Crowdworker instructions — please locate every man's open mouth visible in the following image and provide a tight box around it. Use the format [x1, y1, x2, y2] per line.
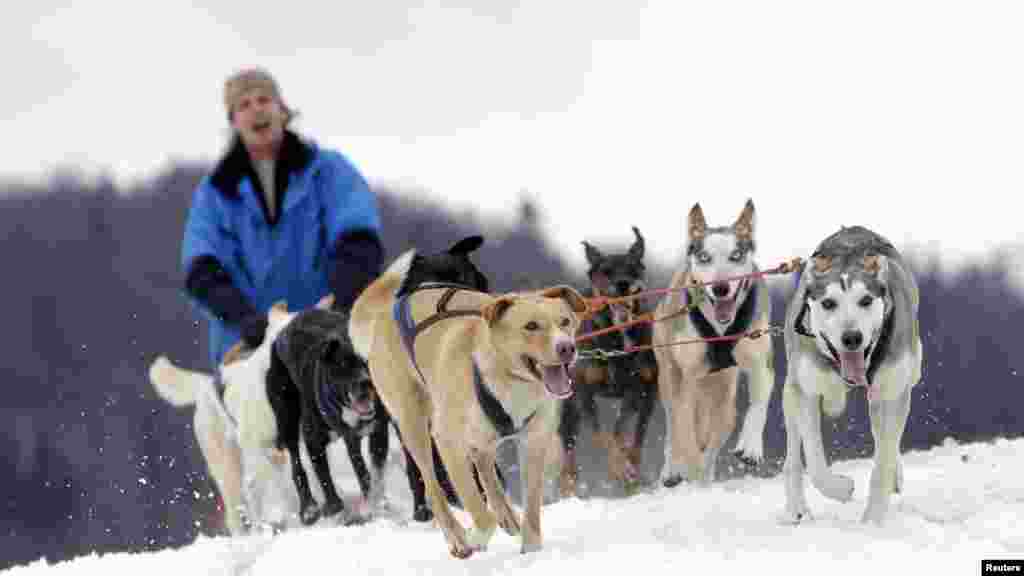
[522, 354, 574, 399]
[251, 120, 272, 133]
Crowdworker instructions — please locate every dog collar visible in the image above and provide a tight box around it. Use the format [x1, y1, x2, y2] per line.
[685, 278, 758, 374]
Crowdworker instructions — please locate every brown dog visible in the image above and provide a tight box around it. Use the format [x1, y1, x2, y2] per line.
[652, 200, 775, 487]
[349, 249, 587, 558]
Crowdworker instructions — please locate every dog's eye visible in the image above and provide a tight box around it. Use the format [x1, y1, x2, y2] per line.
[524, 320, 540, 331]
[729, 250, 744, 263]
[858, 295, 874, 308]
[559, 317, 571, 328]
[697, 251, 711, 264]
[820, 298, 837, 311]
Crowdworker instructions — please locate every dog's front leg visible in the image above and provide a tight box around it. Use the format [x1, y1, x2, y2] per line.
[733, 351, 773, 467]
[519, 426, 551, 554]
[657, 357, 685, 487]
[862, 385, 911, 525]
[796, 384, 854, 503]
[779, 378, 812, 524]
[303, 419, 348, 523]
[435, 437, 498, 552]
[473, 448, 519, 537]
[342, 432, 375, 520]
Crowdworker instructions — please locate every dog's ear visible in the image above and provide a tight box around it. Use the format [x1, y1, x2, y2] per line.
[862, 253, 889, 282]
[582, 241, 603, 268]
[315, 293, 335, 310]
[628, 226, 645, 261]
[449, 235, 484, 255]
[812, 254, 833, 276]
[688, 203, 707, 242]
[481, 296, 517, 326]
[733, 198, 755, 241]
[539, 285, 589, 316]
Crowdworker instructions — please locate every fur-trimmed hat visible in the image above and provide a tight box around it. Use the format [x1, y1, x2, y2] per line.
[223, 67, 290, 119]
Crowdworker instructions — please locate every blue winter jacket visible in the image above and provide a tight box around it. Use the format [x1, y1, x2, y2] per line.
[181, 131, 382, 367]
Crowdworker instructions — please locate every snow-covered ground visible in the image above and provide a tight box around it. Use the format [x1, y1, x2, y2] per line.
[5, 436, 1023, 576]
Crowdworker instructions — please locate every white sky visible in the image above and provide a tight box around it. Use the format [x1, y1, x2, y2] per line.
[4, 436, 1023, 574]
[4, 1, 1024, 275]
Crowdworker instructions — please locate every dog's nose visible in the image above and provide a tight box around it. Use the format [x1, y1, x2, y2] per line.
[841, 330, 864, 351]
[711, 282, 730, 299]
[556, 340, 576, 363]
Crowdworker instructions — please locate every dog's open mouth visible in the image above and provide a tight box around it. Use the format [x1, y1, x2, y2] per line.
[348, 394, 376, 419]
[822, 336, 880, 401]
[708, 294, 736, 324]
[522, 355, 574, 399]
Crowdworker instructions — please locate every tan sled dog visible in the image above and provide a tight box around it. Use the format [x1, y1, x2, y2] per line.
[653, 200, 775, 487]
[349, 250, 587, 558]
[149, 295, 333, 535]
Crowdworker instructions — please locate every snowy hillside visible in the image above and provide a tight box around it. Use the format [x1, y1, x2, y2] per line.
[6, 435, 1023, 575]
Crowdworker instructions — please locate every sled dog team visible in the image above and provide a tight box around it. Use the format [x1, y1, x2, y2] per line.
[150, 199, 922, 558]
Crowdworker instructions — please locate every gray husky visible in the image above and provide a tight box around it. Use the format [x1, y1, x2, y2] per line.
[653, 199, 775, 487]
[779, 225, 922, 526]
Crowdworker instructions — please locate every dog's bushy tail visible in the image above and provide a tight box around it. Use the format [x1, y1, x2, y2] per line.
[149, 355, 214, 408]
[350, 248, 416, 359]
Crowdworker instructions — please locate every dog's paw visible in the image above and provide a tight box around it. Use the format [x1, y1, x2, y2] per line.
[520, 539, 543, 555]
[300, 504, 321, 526]
[320, 498, 346, 520]
[412, 505, 434, 523]
[732, 448, 762, 469]
[662, 474, 684, 489]
[777, 507, 813, 526]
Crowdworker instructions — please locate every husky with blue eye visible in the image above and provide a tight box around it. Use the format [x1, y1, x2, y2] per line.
[652, 199, 775, 488]
[779, 225, 922, 526]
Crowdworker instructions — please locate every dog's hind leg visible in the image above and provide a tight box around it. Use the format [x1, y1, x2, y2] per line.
[733, 353, 773, 466]
[779, 378, 812, 525]
[195, 396, 247, 535]
[366, 408, 390, 507]
[862, 385, 911, 525]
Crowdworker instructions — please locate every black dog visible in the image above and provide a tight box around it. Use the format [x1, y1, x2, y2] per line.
[392, 235, 507, 522]
[559, 227, 658, 494]
[266, 306, 385, 526]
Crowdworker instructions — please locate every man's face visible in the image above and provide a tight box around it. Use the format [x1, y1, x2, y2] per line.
[230, 87, 286, 158]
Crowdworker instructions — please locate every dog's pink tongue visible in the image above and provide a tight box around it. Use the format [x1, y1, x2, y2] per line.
[353, 398, 373, 415]
[543, 364, 574, 399]
[713, 299, 735, 324]
[839, 351, 868, 388]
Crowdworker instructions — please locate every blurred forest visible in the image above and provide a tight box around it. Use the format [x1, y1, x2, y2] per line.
[1, 164, 1021, 570]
